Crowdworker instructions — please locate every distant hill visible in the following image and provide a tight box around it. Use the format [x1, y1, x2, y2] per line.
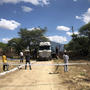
[50, 41, 64, 52]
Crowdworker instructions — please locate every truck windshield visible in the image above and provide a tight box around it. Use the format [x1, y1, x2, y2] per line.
[39, 46, 50, 50]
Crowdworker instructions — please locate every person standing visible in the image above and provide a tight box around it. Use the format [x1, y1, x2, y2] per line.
[33, 48, 37, 59]
[20, 51, 24, 63]
[56, 46, 59, 59]
[25, 52, 32, 70]
[2, 53, 9, 71]
[63, 52, 69, 72]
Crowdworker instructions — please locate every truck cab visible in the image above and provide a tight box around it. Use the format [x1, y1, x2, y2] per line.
[38, 42, 52, 60]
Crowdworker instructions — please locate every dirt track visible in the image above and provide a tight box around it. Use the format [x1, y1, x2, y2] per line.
[0, 61, 67, 90]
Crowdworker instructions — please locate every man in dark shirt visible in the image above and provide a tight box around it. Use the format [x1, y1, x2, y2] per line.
[25, 52, 32, 70]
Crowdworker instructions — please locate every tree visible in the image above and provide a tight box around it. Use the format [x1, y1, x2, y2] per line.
[65, 23, 90, 58]
[0, 42, 7, 53]
[65, 36, 89, 56]
[18, 27, 49, 50]
[79, 23, 90, 54]
[8, 38, 24, 54]
[79, 22, 90, 38]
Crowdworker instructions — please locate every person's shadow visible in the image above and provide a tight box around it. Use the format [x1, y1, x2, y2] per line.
[48, 65, 59, 74]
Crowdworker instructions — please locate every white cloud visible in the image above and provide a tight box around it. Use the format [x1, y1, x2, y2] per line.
[73, 0, 77, 2]
[66, 31, 79, 36]
[83, 8, 90, 23]
[48, 35, 67, 43]
[28, 27, 35, 30]
[66, 32, 72, 36]
[0, 18, 21, 30]
[0, 0, 50, 6]
[22, 0, 40, 5]
[22, 6, 33, 12]
[2, 38, 11, 43]
[28, 27, 41, 31]
[0, 0, 19, 4]
[56, 26, 70, 31]
[76, 8, 90, 23]
[40, 0, 50, 5]
[76, 16, 82, 19]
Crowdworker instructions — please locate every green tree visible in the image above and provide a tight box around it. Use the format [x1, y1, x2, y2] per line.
[0, 42, 7, 53]
[65, 23, 90, 58]
[18, 27, 49, 50]
[79, 22, 90, 38]
[8, 38, 24, 54]
[65, 36, 89, 56]
[79, 22, 90, 54]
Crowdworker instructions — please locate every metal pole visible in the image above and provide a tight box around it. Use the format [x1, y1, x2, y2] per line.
[72, 26, 74, 35]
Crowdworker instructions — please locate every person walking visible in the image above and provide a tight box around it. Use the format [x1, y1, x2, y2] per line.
[63, 52, 69, 72]
[25, 52, 32, 70]
[20, 51, 24, 63]
[2, 53, 9, 71]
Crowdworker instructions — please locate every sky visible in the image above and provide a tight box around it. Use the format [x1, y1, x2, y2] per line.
[0, 0, 90, 44]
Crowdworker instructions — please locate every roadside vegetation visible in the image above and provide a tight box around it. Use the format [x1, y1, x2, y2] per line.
[65, 23, 90, 59]
[0, 27, 49, 57]
[53, 23, 90, 89]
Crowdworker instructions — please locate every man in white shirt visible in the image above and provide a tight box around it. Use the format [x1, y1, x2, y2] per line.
[20, 51, 24, 63]
[63, 52, 69, 72]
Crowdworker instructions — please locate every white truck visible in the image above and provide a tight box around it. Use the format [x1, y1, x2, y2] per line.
[38, 42, 52, 60]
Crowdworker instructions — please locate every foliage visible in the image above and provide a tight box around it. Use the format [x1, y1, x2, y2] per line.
[18, 28, 49, 50]
[79, 22, 90, 55]
[79, 22, 90, 38]
[7, 27, 49, 55]
[0, 42, 7, 49]
[65, 23, 90, 58]
[0, 42, 7, 52]
[8, 38, 24, 54]
[65, 36, 89, 56]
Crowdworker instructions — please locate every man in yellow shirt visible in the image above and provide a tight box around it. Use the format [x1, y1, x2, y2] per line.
[2, 53, 9, 71]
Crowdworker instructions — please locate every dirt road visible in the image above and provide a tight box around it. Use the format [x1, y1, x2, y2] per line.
[0, 61, 67, 90]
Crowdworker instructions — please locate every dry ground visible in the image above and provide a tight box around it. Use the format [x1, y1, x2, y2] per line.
[0, 59, 90, 90]
[0, 61, 67, 90]
[54, 59, 90, 90]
